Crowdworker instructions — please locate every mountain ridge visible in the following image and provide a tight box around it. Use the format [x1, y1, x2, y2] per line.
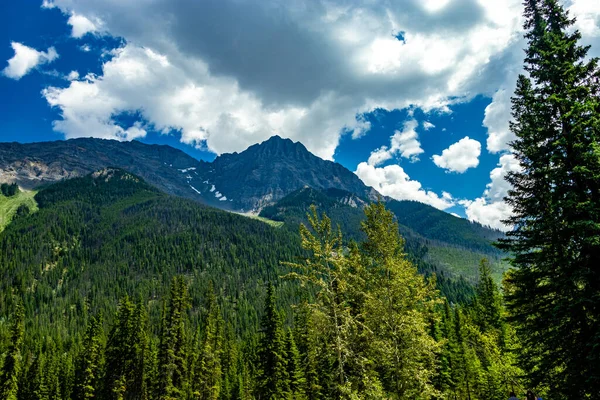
[0, 136, 381, 212]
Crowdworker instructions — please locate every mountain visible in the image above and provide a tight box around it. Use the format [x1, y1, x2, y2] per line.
[0, 136, 379, 212]
[0, 169, 477, 343]
[0, 168, 304, 337]
[0, 138, 208, 203]
[202, 136, 380, 211]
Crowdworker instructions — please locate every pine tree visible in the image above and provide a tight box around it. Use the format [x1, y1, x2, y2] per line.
[360, 202, 440, 398]
[73, 315, 104, 400]
[256, 283, 288, 400]
[220, 322, 238, 400]
[283, 206, 353, 396]
[293, 304, 321, 400]
[157, 276, 190, 400]
[285, 329, 306, 400]
[499, 0, 600, 396]
[0, 302, 24, 400]
[192, 286, 223, 400]
[102, 297, 150, 400]
[475, 259, 503, 334]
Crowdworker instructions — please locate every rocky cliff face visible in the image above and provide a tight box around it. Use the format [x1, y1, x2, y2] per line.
[202, 136, 380, 211]
[0, 138, 208, 203]
[0, 136, 380, 212]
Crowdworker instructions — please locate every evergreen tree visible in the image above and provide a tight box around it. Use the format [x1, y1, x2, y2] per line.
[499, 0, 600, 396]
[475, 259, 503, 334]
[293, 304, 321, 400]
[192, 286, 223, 400]
[157, 277, 190, 400]
[285, 329, 306, 400]
[283, 207, 355, 396]
[0, 302, 24, 400]
[256, 283, 288, 400]
[73, 316, 104, 400]
[103, 297, 149, 400]
[360, 202, 439, 398]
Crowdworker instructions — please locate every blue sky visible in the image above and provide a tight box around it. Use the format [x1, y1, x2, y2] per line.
[1, 0, 599, 229]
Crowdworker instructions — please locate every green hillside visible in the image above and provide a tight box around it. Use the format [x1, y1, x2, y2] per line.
[0, 188, 38, 232]
[260, 187, 505, 282]
[0, 168, 305, 342]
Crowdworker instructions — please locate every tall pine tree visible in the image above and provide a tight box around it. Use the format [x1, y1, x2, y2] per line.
[256, 283, 288, 400]
[0, 301, 24, 400]
[73, 315, 104, 400]
[157, 276, 190, 400]
[500, 0, 600, 396]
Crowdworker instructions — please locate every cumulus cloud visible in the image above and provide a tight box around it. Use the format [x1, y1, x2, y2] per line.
[367, 119, 424, 165]
[432, 136, 481, 173]
[423, 121, 435, 130]
[66, 70, 79, 81]
[39, 0, 528, 159]
[2, 42, 58, 80]
[460, 153, 521, 230]
[483, 88, 516, 153]
[355, 162, 454, 210]
[570, 0, 600, 36]
[68, 13, 102, 38]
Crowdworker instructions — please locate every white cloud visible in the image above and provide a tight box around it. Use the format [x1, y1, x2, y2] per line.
[42, 45, 368, 159]
[68, 13, 102, 38]
[367, 119, 424, 166]
[2, 42, 59, 80]
[460, 153, 521, 230]
[570, 0, 600, 36]
[40, 0, 528, 159]
[460, 197, 513, 231]
[355, 162, 454, 210]
[483, 87, 518, 153]
[41, 0, 56, 9]
[423, 121, 435, 130]
[67, 70, 79, 81]
[432, 136, 481, 173]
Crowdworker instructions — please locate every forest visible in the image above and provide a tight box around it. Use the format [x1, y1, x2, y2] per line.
[2, 0, 600, 399]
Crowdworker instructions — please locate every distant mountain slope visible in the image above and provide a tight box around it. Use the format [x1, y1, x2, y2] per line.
[0, 168, 304, 338]
[0, 169, 477, 343]
[260, 187, 507, 280]
[0, 189, 37, 232]
[0, 136, 503, 271]
[385, 200, 505, 254]
[0, 138, 209, 203]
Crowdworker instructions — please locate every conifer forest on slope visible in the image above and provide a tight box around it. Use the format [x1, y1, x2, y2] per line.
[2, 0, 600, 399]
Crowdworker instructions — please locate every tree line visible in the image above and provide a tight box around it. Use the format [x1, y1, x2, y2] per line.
[0, 203, 522, 400]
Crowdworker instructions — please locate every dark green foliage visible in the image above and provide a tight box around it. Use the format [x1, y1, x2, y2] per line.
[260, 187, 481, 304]
[0, 168, 303, 343]
[475, 259, 503, 333]
[73, 315, 104, 400]
[0, 169, 526, 400]
[192, 285, 223, 400]
[0, 183, 19, 197]
[499, 0, 600, 397]
[14, 204, 30, 218]
[157, 277, 189, 400]
[0, 302, 24, 400]
[103, 297, 148, 400]
[256, 283, 289, 399]
[285, 329, 306, 400]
